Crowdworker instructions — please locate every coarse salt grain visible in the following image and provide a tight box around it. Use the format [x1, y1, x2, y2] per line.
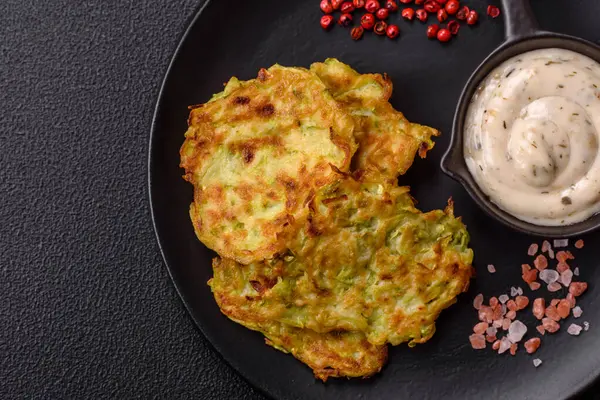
[510, 287, 518, 297]
[567, 323, 583, 336]
[469, 333, 486, 349]
[493, 319, 503, 328]
[528, 243, 538, 256]
[473, 294, 484, 310]
[486, 326, 498, 337]
[574, 267, 580, 276]
[554, 239, 568, 248]
[575, 239, 584, 249]
[548, 282, 562, 292]
[498, 337, 511, 354]
[584, 321, 590, 331]
[516, 287, 523, 296]
[530, 282, 541, 291]
[499, 294, 509, 304]
[542, 240, 551, 252]
[524, 337, 541, 354]
[561, 269, 573, 287]
[487, 264, 496, 273]
[507, 320, 527, 343]
[573, 306, 583, 318]
[548, 248, 555, 260]
[540, 269, 559, 285]
[536, 325, 546, 335]
[533, 358, 542, 367]
[534, 254, 548, 271]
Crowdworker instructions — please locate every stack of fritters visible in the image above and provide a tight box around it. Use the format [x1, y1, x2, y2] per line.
[180, 59, 474, 381]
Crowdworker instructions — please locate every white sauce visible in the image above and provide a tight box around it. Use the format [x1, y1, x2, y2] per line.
[464, 49, 600, 226]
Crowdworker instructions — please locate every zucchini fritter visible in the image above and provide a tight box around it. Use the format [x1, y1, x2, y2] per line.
[209, 176, 474, 378]
[181, 60, 473, 381]
[310, 59, 439, 181]
[181, 65, 357, 264]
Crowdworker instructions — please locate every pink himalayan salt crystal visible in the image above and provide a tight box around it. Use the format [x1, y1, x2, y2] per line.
[528, 243, 538, 256]
[473, 294, 484, 310]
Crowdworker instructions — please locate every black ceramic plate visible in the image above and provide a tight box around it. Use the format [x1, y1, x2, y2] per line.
[149, 1, 600, 399]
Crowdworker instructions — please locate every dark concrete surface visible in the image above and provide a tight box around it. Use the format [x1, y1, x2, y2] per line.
[0, 1, 596, 399]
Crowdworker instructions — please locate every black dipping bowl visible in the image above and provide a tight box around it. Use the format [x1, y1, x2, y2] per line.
[441, 0, 600, 237]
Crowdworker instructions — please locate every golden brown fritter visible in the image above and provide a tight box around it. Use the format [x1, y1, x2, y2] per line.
[182, 60, 473, 381]
[209, 175, 474, 378]
[310, 59, 439, 181]
[180, 65, 356, 264]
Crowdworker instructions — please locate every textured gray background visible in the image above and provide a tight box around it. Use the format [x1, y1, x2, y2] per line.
[0, 1, 596, 399]
[1, 0, 263, 398]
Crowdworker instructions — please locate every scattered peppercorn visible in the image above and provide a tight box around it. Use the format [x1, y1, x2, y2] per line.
[401, 8, 415, 20]
[437, 27, 451, 42]
[426, 23, 439, 38]
[385, 0, 399, 11]
[466, 10, 478, 25]
[320, 0, 334, 14]
[320, 14, 335, 29]
[437, 9, 448, 22]
[445, 0, 459, 15]
[331, 0, 344, 9]
[318, 0, 496, 42]
[415, 8, 428, 22]
[361, 13, 376, 29]
[338, 12, 353, 26]
[341, 1, 356, 13]
[351, 26, 365, 40]
[424, 0, 441, 13]
[374, 20, 388, 35]
[365, 0, 380, 13]
[487, 5, 500, 18]
[447, 20, 460, 35]
[386, 24, 400, 38]
[456, 5, 469, 20]
[376, 7, 390, 19]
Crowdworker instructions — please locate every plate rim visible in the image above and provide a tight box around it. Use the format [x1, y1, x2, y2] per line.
[146, 1, 600, 398]
[146, 0, 275, 398]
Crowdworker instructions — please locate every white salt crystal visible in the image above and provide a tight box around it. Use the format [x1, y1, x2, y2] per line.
[511, 287, 518, 297]
[501, 304, 507, 316]
[487, 264, 496, 273]
[516, 287, 524, 296]
[486, 326, 498, 337]
[499, 294, 509, 304]
[498, 337, 512, 354]
[507, 320, 528, 343]
[539, 269, 559, 285]
[493, 319, 503, 328]
[584, 321, 590, 331]
[548, 248, 555, 259]
[533, 358, 542, 367]
[573, 306, 583, 318]
[560, 269, 573, 287]
[554, 239, 568, 248]
[574, 267, 580, 276]
[568, 323, 583, 336]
